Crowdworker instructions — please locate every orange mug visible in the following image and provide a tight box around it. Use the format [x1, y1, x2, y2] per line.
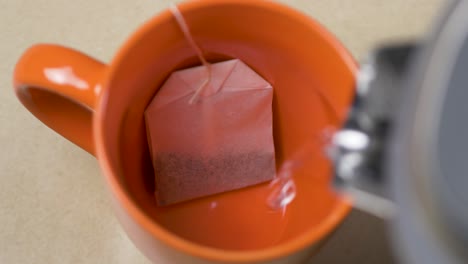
[13, 1, 356, 263]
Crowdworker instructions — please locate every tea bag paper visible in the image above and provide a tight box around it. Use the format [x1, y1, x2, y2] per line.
[144, 6, 276, 206]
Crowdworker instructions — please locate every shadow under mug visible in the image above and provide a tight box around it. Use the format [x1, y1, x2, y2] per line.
[13, 0, 357, 263]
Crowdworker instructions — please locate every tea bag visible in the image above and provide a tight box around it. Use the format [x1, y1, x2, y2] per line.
[144, 5, 276, 206]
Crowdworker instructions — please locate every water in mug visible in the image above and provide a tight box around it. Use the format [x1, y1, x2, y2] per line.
[148, 125, 338, 251]
[141, 4, 343, 251]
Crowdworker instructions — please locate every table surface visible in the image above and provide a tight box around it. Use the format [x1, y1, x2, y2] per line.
[0, 0, 445, 263]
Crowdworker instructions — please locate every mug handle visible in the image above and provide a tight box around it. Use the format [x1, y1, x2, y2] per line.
[13, 44, 106, 155]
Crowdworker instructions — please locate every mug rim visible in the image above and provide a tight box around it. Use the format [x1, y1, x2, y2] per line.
[95, 0, 356, 262]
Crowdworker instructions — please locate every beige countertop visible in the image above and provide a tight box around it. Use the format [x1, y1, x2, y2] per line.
[0, 0, 445, 263]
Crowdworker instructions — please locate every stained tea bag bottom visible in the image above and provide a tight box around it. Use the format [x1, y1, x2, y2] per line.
[154, 152, 275, 206]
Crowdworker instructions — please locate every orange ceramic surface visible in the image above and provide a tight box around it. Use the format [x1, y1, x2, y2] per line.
[14, 44, 105, 154]
[13, 1, 357, 263]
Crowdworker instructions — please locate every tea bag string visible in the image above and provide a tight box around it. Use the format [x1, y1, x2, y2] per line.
[170, 4, 211, 104]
